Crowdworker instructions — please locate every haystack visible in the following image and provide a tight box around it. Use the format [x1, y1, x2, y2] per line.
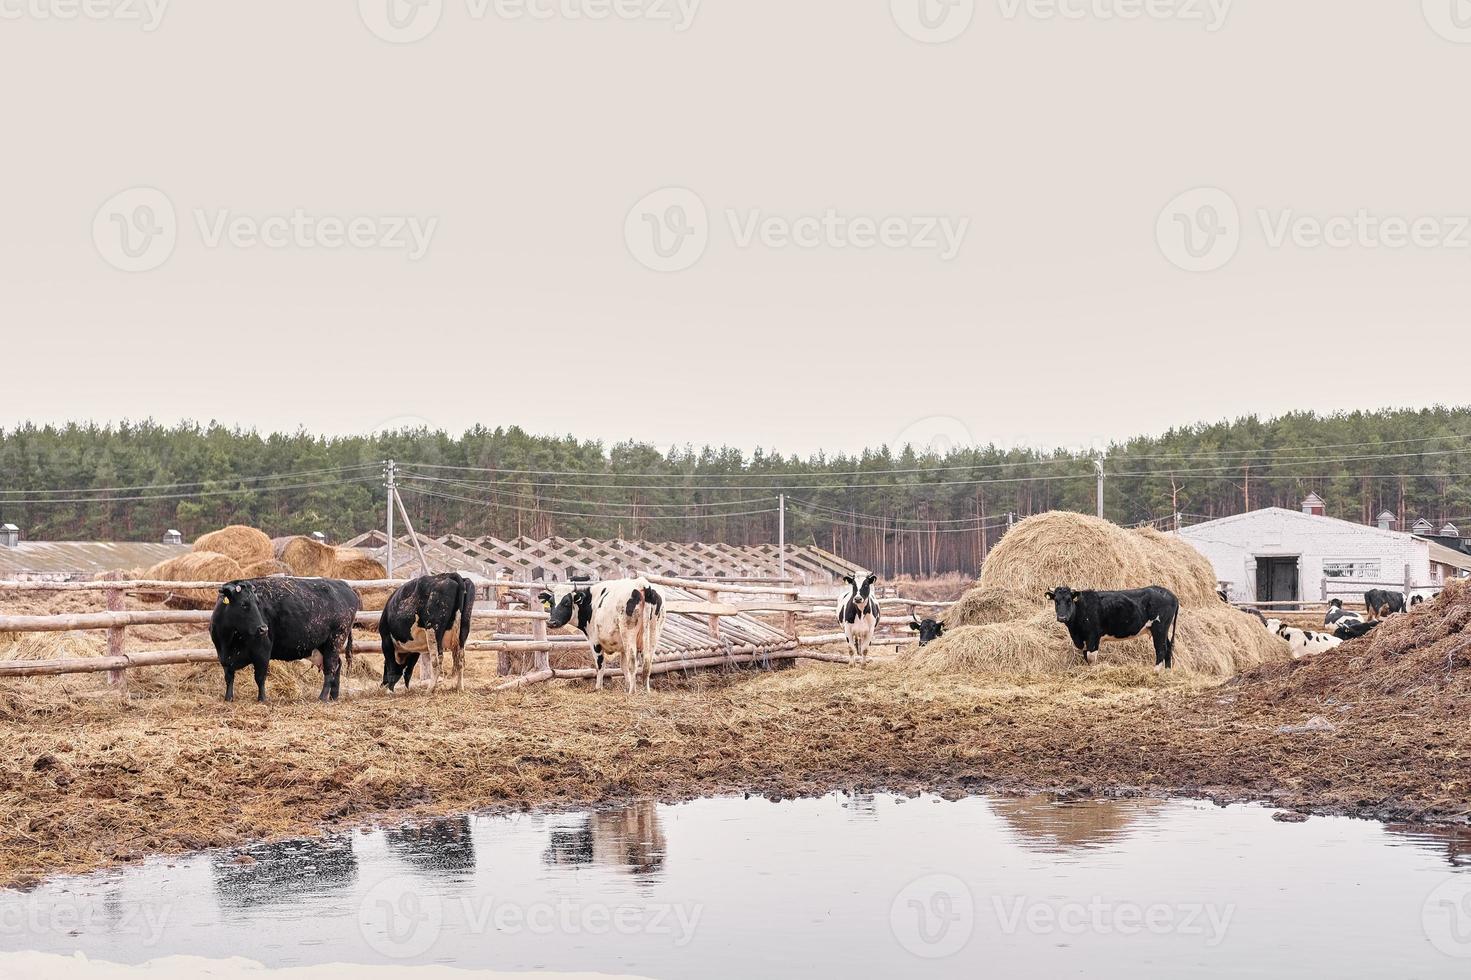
[192, 525, 273, 566]
[242, 558, 292, 578]
[905, 604, 1287, 679]
[331, 548, 387, 581]
[278, 536, 337, 577]
[980, 512, 1152, 599]
[144, 551, 244, 609]
[944, 587, 1043, 628]
[1130, 526, 1221, 606]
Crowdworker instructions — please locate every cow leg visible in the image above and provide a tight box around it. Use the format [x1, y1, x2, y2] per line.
[594, 645, 605, 692]
[317, 645, 338, 702]
[336, 630, 352, 699]
[1084, 636, 1100, 666]
[222, 664, 236, 702]
[253, 656, 270, 703]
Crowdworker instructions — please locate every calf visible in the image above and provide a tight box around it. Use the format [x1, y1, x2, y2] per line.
[908, 613, 945, 646]
[540, 578, 666, 693]
[1324, 599, 1364, 629]
[380, 572, 476, 693]
[1334, 618, 1381, 641]
[210, 577, 361, 702]
[1364, 589, 1406, 620]
[836, 573, 881, 666]
[1276, 624, 1342, 658]
[1046, 586, 1179, 670]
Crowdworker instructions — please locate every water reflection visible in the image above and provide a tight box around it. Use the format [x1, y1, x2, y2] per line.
[211, 835, 358, 908]
[1387, 823, 1471, 868]
[385, 816, 476, 875]
[990, 795, 1163, 854]
[543, 801, 667, 879]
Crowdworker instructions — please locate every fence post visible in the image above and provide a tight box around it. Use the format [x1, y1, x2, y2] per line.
[1320, 577, 1327, 602]
[532, 618, 549, 673]
[1405, 564, 1414, 598]
[705, 589, 721, 639]
[105, 588, 127, 692]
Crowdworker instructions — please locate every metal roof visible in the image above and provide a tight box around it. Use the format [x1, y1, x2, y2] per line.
[0, 541, 189, 580]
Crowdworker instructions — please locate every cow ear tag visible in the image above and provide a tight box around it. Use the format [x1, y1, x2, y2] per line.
[222, 597, 230, 605]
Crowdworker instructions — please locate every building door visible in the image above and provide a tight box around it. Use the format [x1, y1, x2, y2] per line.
[1256, 557, 1300, 605]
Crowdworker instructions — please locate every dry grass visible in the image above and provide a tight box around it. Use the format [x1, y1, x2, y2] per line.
[944, 587, 1042, 628]
[192, 525, 273, 566]
[981, 511, 1152, 598]
[242, 558, 292, 578]
[143, 552, 244, 608]
[1130, 526, 1222, 606]
[277, 536, 337, 576]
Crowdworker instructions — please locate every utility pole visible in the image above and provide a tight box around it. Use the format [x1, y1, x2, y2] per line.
[384, 459, 396, 577]
[1006, 511, 1016, 534]
[778, 493, 786, 579]
[1095, 459, 1105, 519]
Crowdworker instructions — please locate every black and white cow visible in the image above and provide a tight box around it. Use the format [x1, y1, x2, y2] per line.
[908, 613, 945, 646]
[1045, 585, 1180, 670]
[1364, 589, 1406, 620]
[539, 578, 666, 694]
[209, 577, 361, 702]
[1324, 598, 1364, 629]
[836, 573, 880, 666]
[1334, 618, 1381, 641]
[379, 572, 476, 693]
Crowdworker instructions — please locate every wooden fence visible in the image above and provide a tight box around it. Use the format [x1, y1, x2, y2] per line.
[0, 575, 935, 694]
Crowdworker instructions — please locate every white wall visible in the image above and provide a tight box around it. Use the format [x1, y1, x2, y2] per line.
[1178, 508, 1430, 603]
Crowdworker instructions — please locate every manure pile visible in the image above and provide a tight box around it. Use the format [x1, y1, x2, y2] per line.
[905, 511, 1288, 679]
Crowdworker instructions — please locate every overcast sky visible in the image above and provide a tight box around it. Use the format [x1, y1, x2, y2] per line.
[2, 1, 1468, 458]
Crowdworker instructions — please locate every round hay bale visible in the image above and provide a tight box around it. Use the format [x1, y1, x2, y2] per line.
[331, 548, 388, 581]
[144, 552, 244, 609]
[192, 525, 273, 566]
[242, 558, 292, 578]
[944, 587, 1043, 628]
[980, 512, 1152, 599]
[903, 605, 1288, 679]
[278, 536, 337, 577]
[1130, 527, 1221, 607]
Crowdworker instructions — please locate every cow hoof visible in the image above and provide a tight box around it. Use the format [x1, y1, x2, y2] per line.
[1084, 652, 1098, 666]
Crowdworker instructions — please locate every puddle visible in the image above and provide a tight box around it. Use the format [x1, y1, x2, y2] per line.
[4, 794, 1471, 977]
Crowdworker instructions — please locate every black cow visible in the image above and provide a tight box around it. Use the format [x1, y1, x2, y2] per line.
[210, 577, 361, 702]
[380, 573, 476, 693]
[1365, 589, 1406, 620]
[1046, 585, 1180, 670]
[908, 614, 945, 646]
[1334, 618, 1381, 641]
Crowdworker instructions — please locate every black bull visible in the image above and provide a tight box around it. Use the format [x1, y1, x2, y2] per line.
[380, 573, 476, 691]
[209, 577, 362, 702]
[1046, 585, 1180, 669]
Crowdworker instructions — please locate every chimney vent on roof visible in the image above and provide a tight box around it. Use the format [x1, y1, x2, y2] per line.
[162, 529, 183, 545]
[1442, 523, 1462, 539]
[1377, 511, 1397, 532]
[311, 531, 327, 544]
[1301, 493, 1326, 516]
[0, 524, 18, 548]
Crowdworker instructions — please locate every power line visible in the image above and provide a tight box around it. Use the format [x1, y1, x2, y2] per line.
[0, 463, 383, 496]
[398, 483, 781, 522]
[0, 475, 382, 505]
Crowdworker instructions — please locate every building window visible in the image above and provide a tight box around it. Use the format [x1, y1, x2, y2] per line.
[1323, 560, 1382, 579]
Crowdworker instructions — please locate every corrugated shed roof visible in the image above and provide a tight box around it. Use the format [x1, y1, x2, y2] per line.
[0, 541, 189, 579]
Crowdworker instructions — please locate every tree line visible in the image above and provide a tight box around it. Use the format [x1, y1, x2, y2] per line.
[1, 407, 1468, 577]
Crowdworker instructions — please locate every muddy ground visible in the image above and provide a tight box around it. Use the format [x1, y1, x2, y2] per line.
[3, 631, 1469, 891]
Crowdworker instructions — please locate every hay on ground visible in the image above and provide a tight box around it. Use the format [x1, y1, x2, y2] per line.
[144, 552, 244, 608]
[278, 536, 337, 577]
[1130, 526, 1222, 606]
[192, 525, 273, 566]
[944, 587, 1043, 628]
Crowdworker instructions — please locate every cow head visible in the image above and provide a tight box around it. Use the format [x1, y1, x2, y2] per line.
[908, 613, 945, 646]
[1328, 598, 1343, 610]
[843, 573, 878, 607]
[215, 581, 269, 637]
[1045, 587, 1080, 624]
[539, 586, 591, 631]
[1411, 595, 1425, 608]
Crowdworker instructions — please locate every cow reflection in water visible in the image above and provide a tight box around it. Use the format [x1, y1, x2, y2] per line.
[1387, 824, 1471, 869]
[385, 816, 476, 875]
[543, 801, 666, 879]
[211, 835, 358, 908]
[990, 795, 1163, 854]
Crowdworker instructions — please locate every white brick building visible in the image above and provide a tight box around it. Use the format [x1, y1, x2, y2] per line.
[1179, 505, 1471, 604]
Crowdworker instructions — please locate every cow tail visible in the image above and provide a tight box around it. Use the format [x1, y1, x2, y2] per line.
[455, 573, 475, 652]
[1169, 602, 1179, 659]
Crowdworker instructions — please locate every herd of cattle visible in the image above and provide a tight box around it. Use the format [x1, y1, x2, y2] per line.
[206, 569, 1434, 701]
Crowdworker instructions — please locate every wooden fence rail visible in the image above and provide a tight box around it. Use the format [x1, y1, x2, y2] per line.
[0, 575, 914, 692]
